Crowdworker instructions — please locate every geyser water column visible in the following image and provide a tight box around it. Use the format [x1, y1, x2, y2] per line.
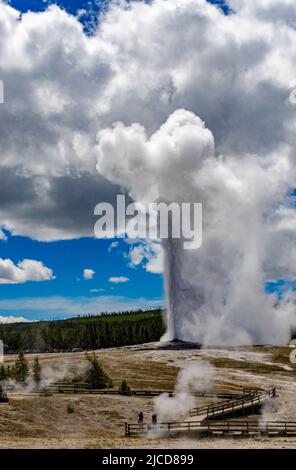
[162, 199, 200, 342]
[164, 236, 185, 340]
[163, 235, 205, 342]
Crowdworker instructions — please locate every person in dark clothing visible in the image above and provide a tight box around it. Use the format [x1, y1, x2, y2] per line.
[152, 413, 157, 424]
[138, 411, 144, 424]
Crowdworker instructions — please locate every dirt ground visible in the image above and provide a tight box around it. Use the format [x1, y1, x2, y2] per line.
[0, 343, 295, 448]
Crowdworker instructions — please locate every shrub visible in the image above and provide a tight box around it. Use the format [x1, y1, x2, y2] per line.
[0, 384, 8, 403]
[67, 403, 75, 414]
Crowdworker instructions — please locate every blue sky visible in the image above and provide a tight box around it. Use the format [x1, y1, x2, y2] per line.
[0, 231, 163, 320]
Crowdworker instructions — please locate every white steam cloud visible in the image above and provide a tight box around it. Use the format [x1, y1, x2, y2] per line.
[153, 361, 214, 423]
[3, 358, 91, 393]
[97, 109, 296, 345]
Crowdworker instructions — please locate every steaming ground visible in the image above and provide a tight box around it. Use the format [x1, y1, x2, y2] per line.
[0, 344, 295, 448]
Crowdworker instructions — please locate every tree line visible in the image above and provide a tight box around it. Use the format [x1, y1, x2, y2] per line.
[0, 309, 165, 352]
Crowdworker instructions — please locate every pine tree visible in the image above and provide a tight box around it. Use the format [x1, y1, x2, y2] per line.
[33, 356, 42, 385]
[118, 379, 131, 396]
[85, 352, 112, 389]
[0, 364, 6, 380]
[14, 351, 29, 382]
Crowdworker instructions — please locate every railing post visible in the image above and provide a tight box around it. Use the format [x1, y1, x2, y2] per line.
[125, 422, 130, 437]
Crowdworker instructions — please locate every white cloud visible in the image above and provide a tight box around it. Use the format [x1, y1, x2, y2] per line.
[0, 258, 55, 284]
[129, 241, 164, 274]
[83, 268, 95, 280]
[0, 228, 7, 241]
[0, 295, 162, 316]
[108, 276, 130, 284]
[0, 315, 34, 324]
[90, 288, 105, 293]
[108, 241, 119, 251]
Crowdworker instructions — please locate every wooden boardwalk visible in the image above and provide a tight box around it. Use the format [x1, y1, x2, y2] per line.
[188, 388, 276, 421]
[124, 387, 286, 437]
[125, 419, 296, 437]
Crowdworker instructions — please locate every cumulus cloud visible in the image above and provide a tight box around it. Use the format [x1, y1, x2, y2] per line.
[0, 0, 295, 241]
[83, 268, 95, 280]
[108, 276, 129, 283]
[0, 258, 55, 284]
[129, 240, 164, 274]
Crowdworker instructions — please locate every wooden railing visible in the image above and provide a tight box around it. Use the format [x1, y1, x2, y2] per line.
[202, 420, 296, 435]
[124, 419, 296, 437]
[189, 388, 276, 419]
[48, 383, 244, 398]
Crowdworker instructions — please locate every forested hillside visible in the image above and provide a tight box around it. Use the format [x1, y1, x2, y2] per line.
[0, 309, 165, 352]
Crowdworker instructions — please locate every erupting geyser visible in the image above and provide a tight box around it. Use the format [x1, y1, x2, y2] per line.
[1, 0, 296, 344]
[97, 109, 296, 346]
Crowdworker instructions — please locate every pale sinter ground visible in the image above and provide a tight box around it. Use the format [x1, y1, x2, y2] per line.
[0, 343, 295, 448]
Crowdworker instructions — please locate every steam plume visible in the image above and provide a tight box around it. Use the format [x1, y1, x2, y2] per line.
[153, 361, 214, 423]
[97, 108, 296, 345]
